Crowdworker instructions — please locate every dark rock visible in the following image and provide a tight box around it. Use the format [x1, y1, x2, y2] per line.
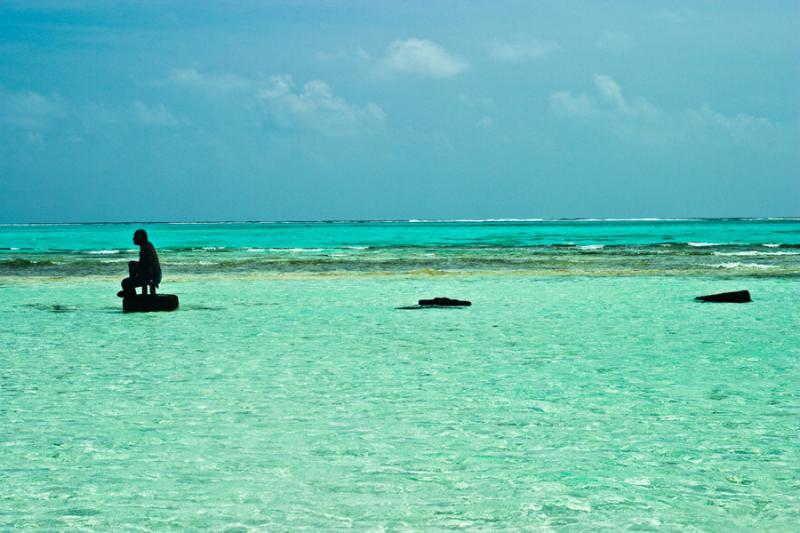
[123, 294, 179, 313]
[418, 297, 471, 307]
[695, 290, 751, 303]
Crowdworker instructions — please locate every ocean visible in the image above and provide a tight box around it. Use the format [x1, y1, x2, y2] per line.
[1, 219, 799, 530]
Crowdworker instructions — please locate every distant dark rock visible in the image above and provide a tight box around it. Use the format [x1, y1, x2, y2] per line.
[695, 290, 751, 303]
[123, 294, 179, 313]
[397, 297, 472, 310]
[418, 297, 471, 307]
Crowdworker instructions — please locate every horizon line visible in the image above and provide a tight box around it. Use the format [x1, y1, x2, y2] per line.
[2, 216, 800, 226]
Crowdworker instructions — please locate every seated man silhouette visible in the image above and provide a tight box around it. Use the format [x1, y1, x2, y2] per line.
[118, 229, 162, 298]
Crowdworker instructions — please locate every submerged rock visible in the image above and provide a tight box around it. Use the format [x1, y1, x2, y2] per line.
[123, 294, 180, 312]
[695, 290, 751, 303]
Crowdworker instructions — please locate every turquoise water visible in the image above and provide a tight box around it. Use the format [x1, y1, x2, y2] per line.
[2, 219, 800, 278]
[1, 220, 799, 530]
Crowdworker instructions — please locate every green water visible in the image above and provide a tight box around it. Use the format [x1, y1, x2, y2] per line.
[1, 220, 799, 530]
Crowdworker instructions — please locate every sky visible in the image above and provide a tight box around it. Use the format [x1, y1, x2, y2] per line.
[1, 0, 798, 222]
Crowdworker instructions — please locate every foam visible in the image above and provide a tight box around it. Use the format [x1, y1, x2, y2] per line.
[713, 251, 799, 256]
[713, 262, 774, 269]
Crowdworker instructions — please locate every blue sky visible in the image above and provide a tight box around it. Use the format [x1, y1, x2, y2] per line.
[1, 1, 798, 222]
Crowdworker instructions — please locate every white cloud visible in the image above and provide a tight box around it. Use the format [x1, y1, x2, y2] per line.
[550, 91, 594, 117]
[0, 89, 65, 130]
[377, 38, 469, 79]
[686, 104, 775, 144]
[257, 75, 386, 135]
[551, 75, 775, 145]
[489, 36, 559, 62]
[596, 30, 634, 52]
[550, 74, 658, 120]
[131, 101, 179, 126]
[690, 104, 770, 130]
[165, 68, 249, 92]
[550, 75, 667, 143]
[160, 68, 385, 135]
[1, 90, 178, 137]
[593, 74, 627, 110]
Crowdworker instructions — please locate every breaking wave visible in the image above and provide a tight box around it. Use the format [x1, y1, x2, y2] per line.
[2, 243, 798, 278]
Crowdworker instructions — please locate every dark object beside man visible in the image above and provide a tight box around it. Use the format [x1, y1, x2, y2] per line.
[123, 293, 179, 313]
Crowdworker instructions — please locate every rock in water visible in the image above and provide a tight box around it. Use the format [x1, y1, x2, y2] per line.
[123, 294, 179, 312]
[418, 297, 471, 307]
[695, 290, 751, 303]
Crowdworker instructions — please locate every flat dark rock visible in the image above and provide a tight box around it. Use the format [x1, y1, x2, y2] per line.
[397, 297, 472, 309]
[123, 294, 179, 313]
[695, 290, 751, 303]
[418, 297, 471, 307]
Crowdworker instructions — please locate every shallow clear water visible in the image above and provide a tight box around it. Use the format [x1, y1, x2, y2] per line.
[1, 221, 799, 530]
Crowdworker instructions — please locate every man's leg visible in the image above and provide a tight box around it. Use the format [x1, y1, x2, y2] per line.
[120, 278, 137, 297]
[119, 261, 141, 297]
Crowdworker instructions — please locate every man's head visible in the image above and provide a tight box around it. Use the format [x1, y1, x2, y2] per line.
[133, 229, 148, 245]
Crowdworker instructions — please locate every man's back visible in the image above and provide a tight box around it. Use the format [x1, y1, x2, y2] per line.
[139, 241, 162, 284]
